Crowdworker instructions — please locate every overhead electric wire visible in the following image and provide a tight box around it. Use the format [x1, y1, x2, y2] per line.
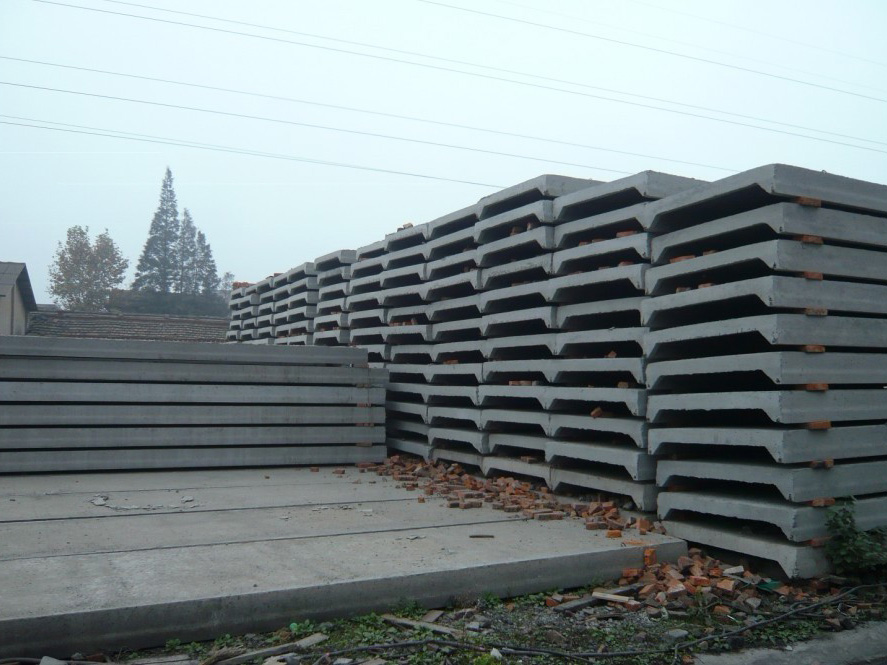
[0, 117, 505, 188]
[0, 81, 640, 174]
[416, 0, 887, 105]
[627, 0, 887, 70]
[0, 55, 738, 173]
[29, 0, 887, 152]
[491, 0, 887, 94]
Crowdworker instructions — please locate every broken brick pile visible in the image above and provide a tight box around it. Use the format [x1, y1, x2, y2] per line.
[367, 455, 668, 540]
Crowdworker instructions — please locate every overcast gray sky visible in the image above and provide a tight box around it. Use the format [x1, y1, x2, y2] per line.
[2, 0, 886, 302]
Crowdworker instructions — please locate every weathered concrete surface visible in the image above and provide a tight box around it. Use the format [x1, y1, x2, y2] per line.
[0, 467, 684, 657]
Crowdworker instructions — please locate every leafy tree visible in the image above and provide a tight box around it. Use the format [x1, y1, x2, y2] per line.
[176, 208, 199, 294]
[194, 230, 220, 295]
[48, 226, 128, 310]
[133, 167, 180, 292]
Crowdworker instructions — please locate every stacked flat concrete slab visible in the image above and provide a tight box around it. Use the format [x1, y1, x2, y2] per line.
[0, 336, 386, 472]
[313, 249, 358, 348]
[643, 164, 887, 577]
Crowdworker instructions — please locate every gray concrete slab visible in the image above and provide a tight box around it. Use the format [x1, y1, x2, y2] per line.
[480, 279, 549, 313]
[431, 445, 484, 468]
[431, 340, 485, 362]
[660, 518, 826, 578]
[478, 174, 595, 219]
[0, 404, 385, 427]
[386, 400, 428, 421]
[356, 238, 386, 261]
[482, 408, 549, 434]
[276, 289, 319, 310]
[424, 225, 474, 261]
[553, 171, 703, 222]
[349, 325, 388, 345]
[429, 426, 489, 453]
[551, 234, 650, 276]
[484, 455, 550, 482]
[481, 306, 557, 336]
[547, 265, 646, 303]
[646, 164, 887, 234]
[424, 362, 483, 383]
[316, 295, 348, 314]
[644, 314, 887, 361]
[424, 203, 478, 241]
[348, 307, 387, 328]
[0, 357, 384, 385]
[345, 290, 384, 310]
[556, 298, 645, 330]
[427, 406, 482, 427]
[385, 223, 427, 252]
[474, 200, 554, 244]
[0, 445, 387, 473]
[382, 323, 432, 343]
[387, 436, 432, 458]
[387, 382, 479, 405]
[546, 441, 656, 480]
[429, 318, 483, 342]
[275, 320, 313, 336]
[312, 328, 351, 345]
[312, 311, 349, 329]
[385, 363, 427, 380]
[488, 432, 549, 453]
[387, 419, 429, 438]
[646, 239, 887, 296]
[0, 335, 365, 365]
[318, 281, 350, 301]
[658, 490, 887, 541]
[0, 425, 385, 451]
[550, 468, 658, 511]
[379, 263, 428, 288]
[0, 466, 684, 656]
[382, 244, 427, 271]
[479, 254, 553, 290]
[380, 283, 428, 307]
[646, 351, 887, 390]
[316, 265, 352, 288]
[275, 334, 312, 346]
[554, 204, 647, 248]
[641, 276, 887, 328]
[387, 344, 432, 362]
[314, 249, 357, 271]
[548, 413, 647, 447]
[477, 385, 645, 415]
[422, 270, 482, 301]
[483, 332, 557, 359]
[647, 423, 887, 464]
[657, 458, 887, 502]
[476, 226, 554, 268]
[555, 328, 646, 356]
[482, 358, 645, 384]
[647, 389, 887, 424]
[386, 304, 428, 325]
[426, 293, 482, 322]
[425, 250, 477, 280]
[652, 202, 887, 263]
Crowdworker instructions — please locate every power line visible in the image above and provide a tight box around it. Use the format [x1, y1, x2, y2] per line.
[0, 116, 505, 187]
[0, 80, 639, 174]
[416, 0, 887, 105]
[490, 0, 887, 94]
[0, 55, 738, 173]
[30, 0, 887, 151]
[626, 0, 887, 70]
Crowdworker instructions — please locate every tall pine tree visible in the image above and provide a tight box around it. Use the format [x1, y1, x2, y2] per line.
[176, 208, 199, 294]
[194, 230, 220, 295]
[133, 167, 180, 292]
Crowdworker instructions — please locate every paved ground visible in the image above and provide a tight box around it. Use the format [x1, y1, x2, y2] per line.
[0, 466, 684, 658]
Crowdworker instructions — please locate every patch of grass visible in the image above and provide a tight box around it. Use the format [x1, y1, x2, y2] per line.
[288, 619, 317, 637]
[392, 599, 427, 620]
[826, 500, 887, 576]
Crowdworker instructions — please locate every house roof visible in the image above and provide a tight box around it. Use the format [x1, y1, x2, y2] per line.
[27, 311, 229, 343]
[0, 262, 38, 311]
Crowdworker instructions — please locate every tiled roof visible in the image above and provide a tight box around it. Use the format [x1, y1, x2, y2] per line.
[27, 311, 229, 343]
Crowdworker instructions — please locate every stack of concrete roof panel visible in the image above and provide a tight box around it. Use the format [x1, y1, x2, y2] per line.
[0, 336, 386, 472]
[438, 173, 702, 511]
[643, 164, 887, 576]
[312, 250, 357, 348]
[270, 262, 318, 346]
[226, 282, 259, 343]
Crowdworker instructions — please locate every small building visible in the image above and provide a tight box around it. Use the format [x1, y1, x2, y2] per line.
[0, 262, 38, 335]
